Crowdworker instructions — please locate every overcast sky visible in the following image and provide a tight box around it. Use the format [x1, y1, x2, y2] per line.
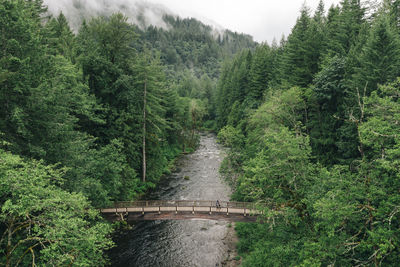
[143, 0, 342, 43]
[44, 0, 343, 43]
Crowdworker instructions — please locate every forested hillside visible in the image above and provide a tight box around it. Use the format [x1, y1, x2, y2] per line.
[3, 0, 400, 265]
[135, 14, 256, 126]
[216, 0, 400, 265]
[0, 0, 255, 265]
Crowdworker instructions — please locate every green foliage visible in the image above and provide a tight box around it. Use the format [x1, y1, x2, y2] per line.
[282, 6, 315, 87]
[216, 46, 279, 130]
[326, 0, 366, 56]
[245, 87, 308, 160]
[354, 14, 400, 95]
[217, 125, 244, 148]
[216, 2, 400, 264]
[238, 126, 311, 204]
[0, 148, 113, 266]
[43, 12, 76, 62]
[139, 15, 256, 80]
[0, 0, 257, 265]
[1, 1, 258, 264]
[4, 0, 400, 265]
[308, 56, 359, 164]
[0, 0, 48, 150]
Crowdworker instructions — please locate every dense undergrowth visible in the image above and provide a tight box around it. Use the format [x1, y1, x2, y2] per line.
[217, 1, 400, 265]
[0, 0, 254, 265]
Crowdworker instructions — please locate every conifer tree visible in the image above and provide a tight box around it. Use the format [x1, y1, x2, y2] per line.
[354, 14, 400, 94]
[309, 56, 347, 163]
[43, 12, 76, 62]
[133, 50, 167, 182]
[216, 61, 235, 129]
[282, 5, 315, 87]
[248, 45, 275, 107]
[326, 0, 366, 56]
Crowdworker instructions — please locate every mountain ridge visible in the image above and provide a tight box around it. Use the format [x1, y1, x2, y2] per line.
[43, 0, 255, 43]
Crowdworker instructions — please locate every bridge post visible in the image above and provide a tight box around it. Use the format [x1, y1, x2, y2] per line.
[227, 207, 229, 216]
[175, 205, 178, 214]
[192, 206, 194, 214]
[158, 206, 161, 214]
[244, 207, 246, 216]
[209, 206, 212, 215]
[142, 207, 144, 215]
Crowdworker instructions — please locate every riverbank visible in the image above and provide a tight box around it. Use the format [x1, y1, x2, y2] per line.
[221, 223, 241, 267]
[109, 133, 237, 266]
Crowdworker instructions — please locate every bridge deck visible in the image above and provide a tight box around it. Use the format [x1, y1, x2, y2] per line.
[101, 200, 263, 223]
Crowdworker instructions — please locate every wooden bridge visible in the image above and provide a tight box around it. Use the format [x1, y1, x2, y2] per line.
[101, 200, 263, 223]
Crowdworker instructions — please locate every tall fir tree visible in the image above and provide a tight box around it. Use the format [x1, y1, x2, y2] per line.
[282, 5, 321, 87]
[326, 0, 366, 56]
[354, 14, 400, 95]
[132, 50, 167, 182]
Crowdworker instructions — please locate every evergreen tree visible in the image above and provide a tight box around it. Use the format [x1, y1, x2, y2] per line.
[385, 0, 400, 30]
[43, 12, 76, 62]
[247, 45, 276, 108]
[282, 5, 322, 87]
[326, 0, 366, 56]
[132, 50, 167, 182]
[216, 61, 235, 129]
[215, 1, 400, 265]
[308, 0, 328, 74]
[354, 14, 400, 95]
[0, 0, 47, 151]
[309, 56, 348, 164]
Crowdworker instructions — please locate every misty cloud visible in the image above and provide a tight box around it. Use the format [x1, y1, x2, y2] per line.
[44, 0, 172, 31]
[44, 0, 344, 43]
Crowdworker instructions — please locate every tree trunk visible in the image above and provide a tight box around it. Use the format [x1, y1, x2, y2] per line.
[6, 219, 13, 267]
[142, 78, 147, 182]
[191, 111, 196, 147]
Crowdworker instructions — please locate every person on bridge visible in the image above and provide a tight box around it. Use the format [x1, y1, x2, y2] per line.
[216, 200, 221, 209]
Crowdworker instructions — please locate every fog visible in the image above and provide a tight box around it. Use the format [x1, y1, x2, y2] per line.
[43, 0, 172, 31]
[44, 0, 345, 43]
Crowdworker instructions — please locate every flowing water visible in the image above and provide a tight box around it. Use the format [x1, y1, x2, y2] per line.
[109, 133, 233, 267]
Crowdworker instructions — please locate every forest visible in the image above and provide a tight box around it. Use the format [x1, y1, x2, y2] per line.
[0, 0, 254, 265]
[216, 0, 400, 266]
[1, 0, 400, 266]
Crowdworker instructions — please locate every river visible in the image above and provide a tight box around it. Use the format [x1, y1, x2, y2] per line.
[109, 133, 237, 267]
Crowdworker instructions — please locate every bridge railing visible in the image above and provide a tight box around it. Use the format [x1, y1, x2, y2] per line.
[109, 200, 261, 210]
